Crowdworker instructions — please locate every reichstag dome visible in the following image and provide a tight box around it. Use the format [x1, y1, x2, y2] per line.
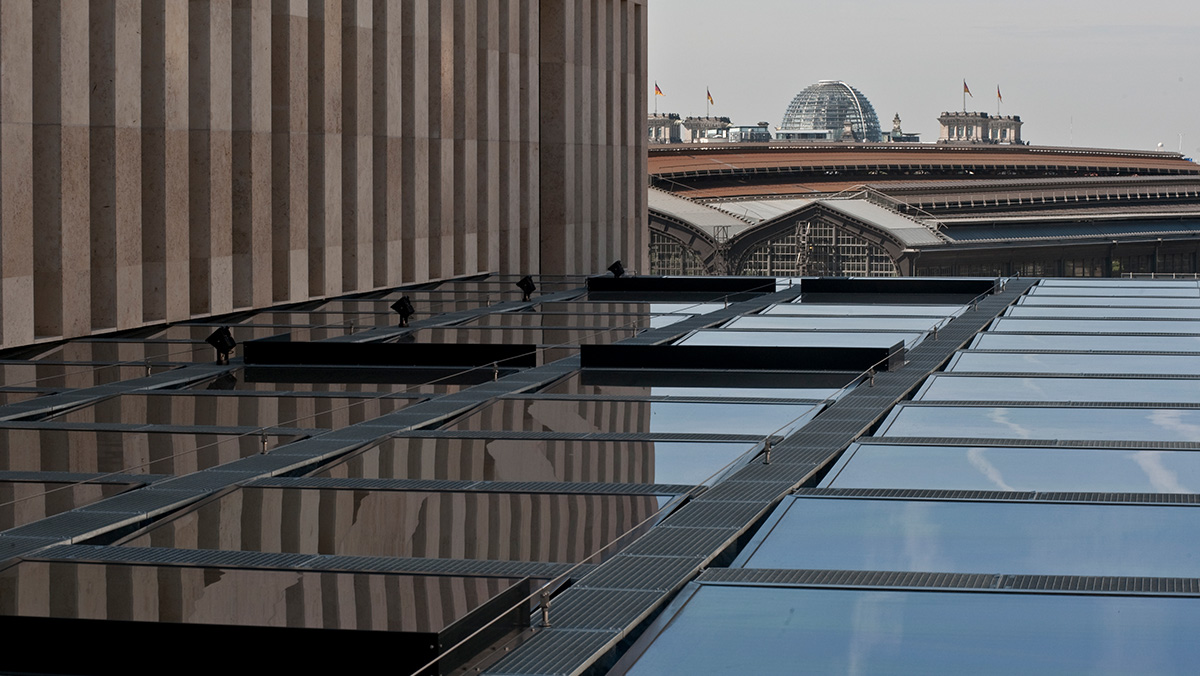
[781, 80, 882, 142]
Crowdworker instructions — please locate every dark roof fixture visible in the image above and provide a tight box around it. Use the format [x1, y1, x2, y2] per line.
[516, 275, 536, 302]
[204, 327, 237, 365]
[608, 260, 625, 279]
[390, 296, 415, 327]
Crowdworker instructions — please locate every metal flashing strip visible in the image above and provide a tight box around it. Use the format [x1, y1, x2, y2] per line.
[487, 278, 1039, 676]
[869, 436, 1200, 450]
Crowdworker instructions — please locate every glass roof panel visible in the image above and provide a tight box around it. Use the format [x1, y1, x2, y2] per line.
[764, 303, 965, 317]
[676, 330, 919, 349]
[948, 352, 1200, 375]
[622, 585, 1200, 676]
[313, 438, 759, 486]
[917, 375, 1200, 403]
[441, 398, 821, 437]
[970, 333, 1200, 352]
[1029, 286, 1200, 297]
[738, 497, 1200, 577]
[45, 393, 416, 429]
[1019, 295, 1200, 308]
[879, 405, 1200, 442]
[823, 443, 1200, 493]
[1007, 306, 1200, 320]
[124, 487, 665, 563]
[989, 318, 1200, 334]
[725, 316, 947, 332]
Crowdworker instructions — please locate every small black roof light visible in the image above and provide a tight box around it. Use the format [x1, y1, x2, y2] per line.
[205, 327, 237, 365]
[607, 260, 625, 279]
[516, 275, 536, 301]
[391, 296, 416, 327]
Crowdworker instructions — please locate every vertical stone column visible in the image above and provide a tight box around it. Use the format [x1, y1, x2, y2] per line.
[231, 0, 273, 310]
[401, 0, 431, 283]
[88, 1, 119, 329]
[341, 0, 373, 291]
[1, 0, 35, 345]
[271, 0, 308, 302]
[453, 0, 479, 275]
[113, 0, 143, 326]
[372, 0, 403, 288]
[477, 0, 500, 273]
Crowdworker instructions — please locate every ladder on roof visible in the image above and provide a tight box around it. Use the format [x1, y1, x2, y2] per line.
[794, 220, 811, 276]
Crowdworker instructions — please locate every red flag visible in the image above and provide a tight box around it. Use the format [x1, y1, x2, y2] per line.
[997, 85, 1003, 103]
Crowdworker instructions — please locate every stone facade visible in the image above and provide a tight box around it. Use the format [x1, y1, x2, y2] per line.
[938, 111, 1023, 144]
[0, 0, 647, 349]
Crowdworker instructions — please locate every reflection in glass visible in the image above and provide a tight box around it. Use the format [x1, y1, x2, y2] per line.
[621, 585, 1200, 676]
[1020, 295, 1200, 308]
[917, 375, 1200, 403]
[1030, 286, 1200, 297]
[0, 560, 520, 634]
[314, 438, 759, 486]
[0, 429, 298, 475]
[766, 303, 964, 317]
[726, 316, 946, 332]
[880, 405, 1200, 442]
[45, 393, 416, 430]
[989, 318, 1200, 334]
[124, 487, 664, 564]
[824, 443, 1200, 493]
[442, 398, 821, 437]
[949, 352, 1200, 375]
[1007, 306, 1200, 320]
[0, 481, 134, 530]
[738, 497, 1200, 577]
[970, 333, 1200, 352]
[677, 330, 921, 349]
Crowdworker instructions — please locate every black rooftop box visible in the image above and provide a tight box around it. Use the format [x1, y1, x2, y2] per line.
[581, 342, 905, 372]
[586, 275, 776, 301]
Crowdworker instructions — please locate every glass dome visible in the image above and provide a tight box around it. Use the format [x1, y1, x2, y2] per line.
[780, 80, 882, 142]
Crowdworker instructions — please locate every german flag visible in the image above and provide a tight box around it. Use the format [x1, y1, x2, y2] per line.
[707, 88, 713, 105]
[963, 80, 972, 97]
[654, 82, 664, 96]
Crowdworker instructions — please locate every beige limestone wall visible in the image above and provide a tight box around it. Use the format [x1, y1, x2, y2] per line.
[0, 0, 647, 349]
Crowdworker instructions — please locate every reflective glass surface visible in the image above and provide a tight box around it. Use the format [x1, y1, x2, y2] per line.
[1020, 295, 1200, 308]
[538, 373, 841, 400]
[442, 398, 821, 436]
[0, 560, 522, 634]
[0, 363, 159, 388]
[314, 438, 759, 486]
[990, 318, 1200, 334]
[971, 333, 1200, 352]
[767, 303, 964, 317]
[823, 443, 1200, 492]
[1040, 279, 1200, 288]
[623, 585, 1200, 676]
[124, 487, 665, 563]
[880, 405, 1200, 442]
[1007, 306, 1200, 320]
[1030, 286, 1200, 297]
[0, 480, 134, 530]
[46, 393, 415, 430]
[738, 497, 1200, 576]
[676, 330, 919, 349]
[917, 375, 1200, 403]
[0, 429, 300, 474]
[949, 352, 1200, 375]
[185, 369, 458, 395]
[725, 316, 946, 332]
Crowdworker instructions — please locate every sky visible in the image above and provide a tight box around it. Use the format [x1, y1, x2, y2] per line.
[648, 0, 1200, 155]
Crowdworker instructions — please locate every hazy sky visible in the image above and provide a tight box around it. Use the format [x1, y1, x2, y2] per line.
[648, 0, 1200, 154]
